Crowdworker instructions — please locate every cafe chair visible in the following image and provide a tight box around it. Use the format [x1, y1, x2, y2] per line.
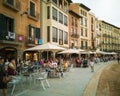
[35, 72, 50, 90]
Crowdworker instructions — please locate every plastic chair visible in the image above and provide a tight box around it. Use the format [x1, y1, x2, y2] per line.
[35, 72, 50, 90]
[8, 76, 22, 95]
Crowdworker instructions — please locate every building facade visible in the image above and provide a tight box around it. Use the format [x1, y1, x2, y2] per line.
[98, 21, 120, 53]
[0, 0, 119, 60]
[88, 12, 97, 51]
[69, 3, 90, 50]
[79, 4, 90, 51]
[40, 0, 69, 48]
[0, 0, 41, 60]
[68, 4, 81, 49]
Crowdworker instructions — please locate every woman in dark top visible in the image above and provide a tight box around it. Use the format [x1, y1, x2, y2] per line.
[0, 56, 12, 96]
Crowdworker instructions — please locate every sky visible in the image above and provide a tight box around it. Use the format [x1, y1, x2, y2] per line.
[72, 0, 120, 27]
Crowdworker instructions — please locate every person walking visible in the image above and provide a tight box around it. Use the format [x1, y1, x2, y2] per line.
[89, 57, 95, 72]
[117, 55, 119, 64]
[0, 56, 13, 96]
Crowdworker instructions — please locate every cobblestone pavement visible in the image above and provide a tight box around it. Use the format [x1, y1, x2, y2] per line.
[5, 61, 115, 96]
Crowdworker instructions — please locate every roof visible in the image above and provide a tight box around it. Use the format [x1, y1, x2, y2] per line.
[79, 3, 90, 11]
[101, 20, 120, 29]
[69, 10, 82, 18]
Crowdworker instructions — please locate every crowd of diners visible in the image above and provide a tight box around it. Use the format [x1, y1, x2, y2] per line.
[2, 54, 118, 77]
[0, 54, 119, 96]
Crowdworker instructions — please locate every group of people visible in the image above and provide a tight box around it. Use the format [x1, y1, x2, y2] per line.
[0, 54, 119, 96]
[0, 57, 17, 96]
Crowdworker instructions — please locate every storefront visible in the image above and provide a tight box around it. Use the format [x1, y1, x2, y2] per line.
[23, 51, 39, 61]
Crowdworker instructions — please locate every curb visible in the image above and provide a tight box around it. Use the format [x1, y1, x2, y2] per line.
[82, 61, 114, 96]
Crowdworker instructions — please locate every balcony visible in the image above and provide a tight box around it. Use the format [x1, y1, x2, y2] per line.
[0, 32, 23, 45]
[3, 0, 21, 12]
[97, 34, 101, 37]
[26, 36, 37, 47]
[102, 34, 107, 37]
[80, 46, 88, 50]
[71, 33, 79, 38]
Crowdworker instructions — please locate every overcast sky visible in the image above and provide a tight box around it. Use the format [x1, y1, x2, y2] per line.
[72, 0, 120, 27]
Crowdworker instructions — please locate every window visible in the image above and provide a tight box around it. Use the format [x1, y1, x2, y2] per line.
[81, 28, 83, 36]
[64, 15, 68, 26]
[7, 18, 14, 32]
[0, 14, 14, 40]
[47, 6, 50, 19]
[92, 42, 94, 49]
[75, 40, 78, 47]
[91, 25, 94, 32]
[71, 39, 74, 48]
[72, 27, 74, 35]
[80, 18, 83, 25]
[30, 1, 35, 17]
[75, 19, 77, 27]
[85, 41, 88, 49]
[47, 26, 50, 42]
[7, 0, 14, 5]
[80, 10, 82, 14]
[59, 0, 63, 8]
[59, 29, 63, 45]
[52, 0, 57, 4]
[91, 17, 93, 24]
[52, 27, 57, 42]
[28, 25, 40, 44]
[84, 12, 86, 16]
[64, 1, 67, 12]
[28, 25, 36, 43]
[85, 19, 87, 27]
[59, 12, 63, 24]
[81, 41, 84, 48]
[52, 7, 57, 21]
[64, 32, 68, 44]
[91, 33, 93, 40]
[72, 17, 74, 26]
[85, 29, 87, 37]
[75, 29, 77, 34]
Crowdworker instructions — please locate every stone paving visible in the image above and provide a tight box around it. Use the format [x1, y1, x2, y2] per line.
[5, 61, 115, 96]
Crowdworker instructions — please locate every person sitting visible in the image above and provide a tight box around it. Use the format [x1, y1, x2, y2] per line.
[0, 56, 13, 96]
[40, 59, 45, 68]
[62, 59, 68, 71]
[7, 59, 17, 76]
